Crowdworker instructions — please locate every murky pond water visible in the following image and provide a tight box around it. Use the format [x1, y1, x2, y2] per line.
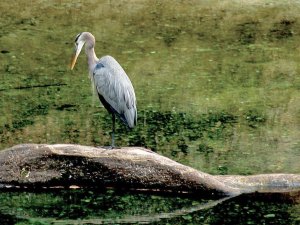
[0, 0, 300, 224]
[0, 190, 299, 224]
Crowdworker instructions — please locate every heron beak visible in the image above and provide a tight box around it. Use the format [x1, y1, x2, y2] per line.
[70, 53, 78, 70]
[70, 41, 84, 70]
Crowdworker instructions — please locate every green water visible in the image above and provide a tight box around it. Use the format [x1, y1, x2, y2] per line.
[0, 190, 299, 224]
[0, 0, 299, 223]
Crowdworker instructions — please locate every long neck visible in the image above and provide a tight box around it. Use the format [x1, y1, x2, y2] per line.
[85, 46, 98, 75]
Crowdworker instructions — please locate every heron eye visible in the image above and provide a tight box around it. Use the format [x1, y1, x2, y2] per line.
[74, 43, 78, 51]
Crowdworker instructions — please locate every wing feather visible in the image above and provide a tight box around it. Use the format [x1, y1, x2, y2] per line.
[92, 56, 137, 128]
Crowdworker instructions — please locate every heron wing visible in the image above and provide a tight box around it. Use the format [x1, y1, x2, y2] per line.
[92, 56, 137, 128]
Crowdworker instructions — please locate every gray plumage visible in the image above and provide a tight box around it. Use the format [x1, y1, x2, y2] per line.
[93, 56, 137, 128]
[70, 32, 137, 147]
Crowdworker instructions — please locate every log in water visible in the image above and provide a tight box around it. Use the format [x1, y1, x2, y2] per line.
[0, 144, 299, 198]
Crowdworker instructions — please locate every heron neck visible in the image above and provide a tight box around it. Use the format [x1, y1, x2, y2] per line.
[85, 46, 98, 73]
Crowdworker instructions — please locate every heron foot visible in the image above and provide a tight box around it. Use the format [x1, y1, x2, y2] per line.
[97, 146, 121, 150]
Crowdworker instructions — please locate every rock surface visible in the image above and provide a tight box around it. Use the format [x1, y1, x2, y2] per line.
[0, 144, 299, 198]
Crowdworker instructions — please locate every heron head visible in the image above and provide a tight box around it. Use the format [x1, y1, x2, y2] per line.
[70, 33, 85, 70]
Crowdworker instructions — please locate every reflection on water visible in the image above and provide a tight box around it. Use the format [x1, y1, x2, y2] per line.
[0, 0, 300, 223]
[0, 190, 299, 224]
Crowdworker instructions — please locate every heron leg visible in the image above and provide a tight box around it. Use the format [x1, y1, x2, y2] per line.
[111, 114, 115, 148]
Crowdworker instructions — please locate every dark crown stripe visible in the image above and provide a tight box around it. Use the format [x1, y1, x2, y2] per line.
[74, 32, 82, 43]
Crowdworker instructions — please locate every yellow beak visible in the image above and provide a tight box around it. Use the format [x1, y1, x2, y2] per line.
[70, 41, 84, 70]
[70, 53, 78, 70]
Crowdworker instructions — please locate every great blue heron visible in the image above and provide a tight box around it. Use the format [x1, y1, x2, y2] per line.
[70, 32, 137, 148]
